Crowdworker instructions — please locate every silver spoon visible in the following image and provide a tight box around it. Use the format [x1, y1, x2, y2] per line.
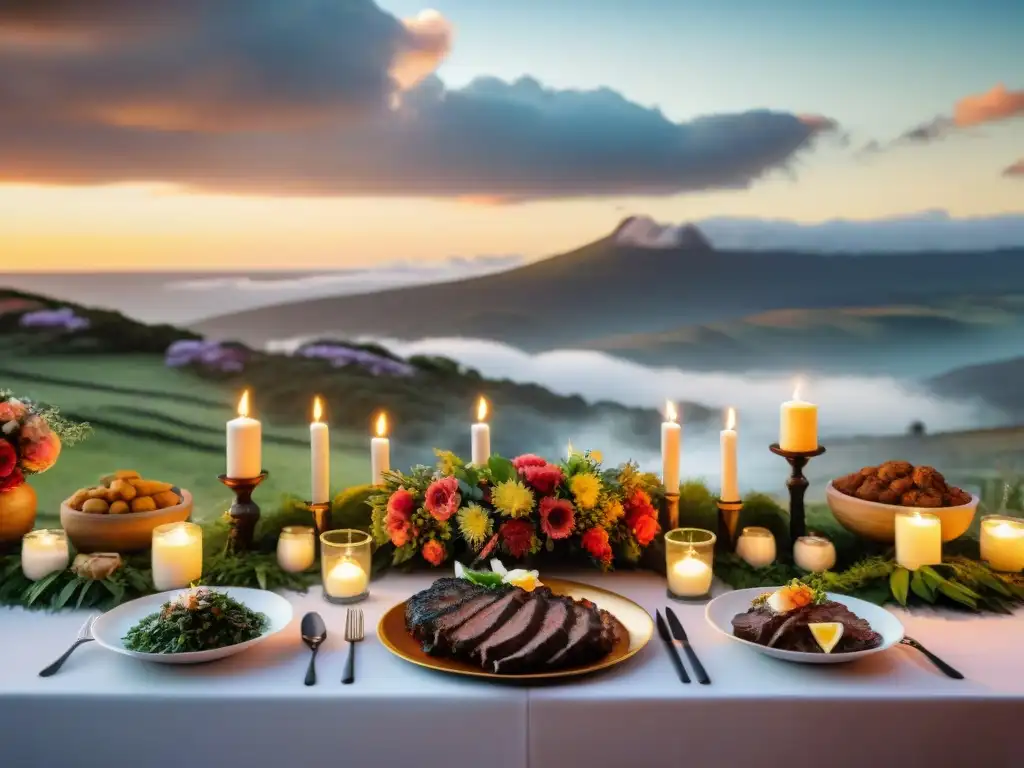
[301, 612, 327, 686]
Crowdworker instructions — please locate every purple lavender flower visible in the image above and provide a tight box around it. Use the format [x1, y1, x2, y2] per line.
[19, 307, 90, 332]
[297, 343, 413, 376]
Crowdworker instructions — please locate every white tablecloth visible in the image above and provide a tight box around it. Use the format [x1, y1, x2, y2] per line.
[1, 571, 1022, 768]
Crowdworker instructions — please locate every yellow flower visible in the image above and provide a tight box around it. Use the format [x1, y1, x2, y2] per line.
[569, 473, 601, 510]
[457, 504, 493, 548]
[491, 479, 535, 517]
[434, 449, 461, 476]
[503, 568, 543, 592]
[589, 450, 603, 463]
[602, 499, 624, 525]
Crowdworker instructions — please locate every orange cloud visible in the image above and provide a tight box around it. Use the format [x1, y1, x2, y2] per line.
[954, 84, 1024, 127]
[1004, 159, 1024, 178]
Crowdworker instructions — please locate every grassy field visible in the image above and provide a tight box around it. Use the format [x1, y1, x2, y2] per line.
[2, 353, 368, 525]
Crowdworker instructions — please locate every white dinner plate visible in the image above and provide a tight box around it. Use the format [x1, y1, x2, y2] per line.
[92, 587, 294, 665]
[705, 587, 904, 664]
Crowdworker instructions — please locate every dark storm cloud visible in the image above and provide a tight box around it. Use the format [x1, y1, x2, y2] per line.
[0, 0, 835, 200]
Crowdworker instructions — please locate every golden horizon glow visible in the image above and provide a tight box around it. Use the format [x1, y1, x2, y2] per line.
[476, 396, 488, 422]
[665, 400, 677, 422]
[726, 407, 736, 431]
[313, 396, 323, 423]
[237, 389, 250, 418]
[375, 411, 388, 437]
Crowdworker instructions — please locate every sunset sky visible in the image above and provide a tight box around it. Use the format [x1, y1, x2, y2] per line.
[1, 0, 1021, 271]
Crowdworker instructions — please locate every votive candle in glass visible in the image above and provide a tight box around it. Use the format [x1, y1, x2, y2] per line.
[894, 510, 942, 571]
[735, 526, 776, 569]
[980, 515, 1024, 573]
[151, 522, 203, 591]
[277, 526, 316, 573]
[665, 528, 716, 600]
[21, 529, 69, 581]
[321, 529, 371, 604]
[793, 535, 837, 573]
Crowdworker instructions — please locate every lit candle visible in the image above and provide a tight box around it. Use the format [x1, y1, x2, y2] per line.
[151, 522, 203, 591]
[325, 558, 369, 600]
[277, 526, 316, 573]
[471, 396, 491, 466]
[720, 407, 739, 501]
[895, 510, 942, 571]
[980, 516, 1024, 573]
[668, 552, 712, 597]
[226, 389, 262, 479]
[779, 382, 817, 453]
[21, 529, 69, 581]
[735, 526, 776, 569]
[793, 535, 837, 573]
[310, 396, 330, 504]
[661, 400, 681, 494]
[371, 411, 390, 485]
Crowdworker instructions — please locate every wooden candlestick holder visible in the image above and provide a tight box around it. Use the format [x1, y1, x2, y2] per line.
[218, 471, 268, 553]
[716, 499, 743, 552]
[306, 501, 333, 551]
[769, 444, 826, 542]
[661, 493, 680, 532]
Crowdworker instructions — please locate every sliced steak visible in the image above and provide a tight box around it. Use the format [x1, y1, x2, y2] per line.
[445, 589, 528, 656]
[732, 602, 882, 653]
[493, 595, 573, 674]
[475, 594, 547, 667]
[405, 578, 483, 630]
[546, 601, 603, 668]
[418, 590, 506, 654]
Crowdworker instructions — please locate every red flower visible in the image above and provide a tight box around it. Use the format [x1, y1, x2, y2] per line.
[521, 463, 564, 495]
[0, 468, 24, 493]
[0, 439, 16, 478]
[539, 497, 575, 540]
[421, 539, 446, 566]
[386, 488, 416, 521]
[624, 489, 657, 529]
[424, 476, 461, 522]
[500, 519, 535, 559]
[20, 431, 61, 474]
[581, 527, 613, 563]
[632, 514, 660, 546]
[386, 516, 411, 547]
[512, 454, 547, 471]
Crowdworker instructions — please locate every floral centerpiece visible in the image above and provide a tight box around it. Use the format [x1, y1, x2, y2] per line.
[369, 449, 664, 570]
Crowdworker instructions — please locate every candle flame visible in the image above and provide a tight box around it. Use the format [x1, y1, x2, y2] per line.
[313, 396, 323, 423]
[237, 389, 250, 417]
[165, 524, 193, 546]
[792, 378, 804, 402]
[375, 411, 388, 437]
[476, 396, 488, 422]
[665, 400, 678, 422]
[726, 407, 736, 431]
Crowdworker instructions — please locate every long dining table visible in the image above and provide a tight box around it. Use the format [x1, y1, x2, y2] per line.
[1, 570, 1022, 768]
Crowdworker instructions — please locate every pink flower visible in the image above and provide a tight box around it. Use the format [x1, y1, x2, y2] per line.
[18, 415, 50, 444]
[424, 476, 461, 522]
[422, 539, 446, 567]
[387, 516, 411, 547]
[0, 467, 24, 493]
[539, 497, 575, 540]
[521, 463, 564, 495]
[0, 440, 15, 478]
[500, 519, 535, 559]
[0, 400, 27, 423]
[20, 431, 61, 474]
[632, 514, 660, 547]
[386, 488, 416, 521]
[512, 454, 547, 471]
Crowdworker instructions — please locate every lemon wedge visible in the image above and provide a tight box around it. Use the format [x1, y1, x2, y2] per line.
[808, 622, 844, 654]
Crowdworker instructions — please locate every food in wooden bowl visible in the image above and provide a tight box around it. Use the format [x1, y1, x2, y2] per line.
[827, 461, 977, 543]
[60, 470, 193, 552]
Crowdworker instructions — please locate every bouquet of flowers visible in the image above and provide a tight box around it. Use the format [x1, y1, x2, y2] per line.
[369, 449, 664, 570]
[0, 391, 90, 493]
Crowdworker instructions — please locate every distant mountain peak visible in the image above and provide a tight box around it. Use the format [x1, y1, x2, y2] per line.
[613, 215, 714, 251]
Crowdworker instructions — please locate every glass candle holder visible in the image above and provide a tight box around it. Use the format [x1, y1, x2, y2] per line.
[21, 529, 69, 582]
[151, 522, 203, 591]
[277, 526, 316, 573]
[665, 528, 716, 601]
[980, 515, 1024, 573]
[894, 509, 942, 571]
[793, 535, 837, 573]
[735, 526, 776, 569]
[321, 529, 371, 604]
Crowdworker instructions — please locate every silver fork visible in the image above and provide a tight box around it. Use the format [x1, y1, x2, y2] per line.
[341, 607, 364, 685]
[39, 615, 96, 677]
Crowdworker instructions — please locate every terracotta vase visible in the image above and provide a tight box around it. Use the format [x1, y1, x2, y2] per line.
[0, 482, 38, 547]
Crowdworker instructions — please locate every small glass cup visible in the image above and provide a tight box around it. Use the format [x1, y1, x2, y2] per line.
[21, 529, 69, 582]
[321, 529, 372, 604]
[793, 535, 837, 573]
[665, 528, 716, 601]
[980, 515, 1024, 573]
[277, 526, 316, 573]
[735, 526, 776, 569]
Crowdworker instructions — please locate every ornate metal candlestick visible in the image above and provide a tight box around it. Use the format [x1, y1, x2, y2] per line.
[306, 501, 333, 551]
[661, 493, 680, 532]
[218, 470, 268, 553]
[769, 444, 826, 542]
[716, 498, 743, 552]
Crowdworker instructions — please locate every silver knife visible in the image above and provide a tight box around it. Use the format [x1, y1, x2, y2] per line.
[665, 607, 711, 685]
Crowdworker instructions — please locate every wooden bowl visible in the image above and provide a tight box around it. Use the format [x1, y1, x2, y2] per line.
[60, 489, 193, 553]
[826, 482, 977, 544]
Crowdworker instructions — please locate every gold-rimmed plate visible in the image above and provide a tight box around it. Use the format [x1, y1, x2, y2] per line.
[377, 578, 653, 681]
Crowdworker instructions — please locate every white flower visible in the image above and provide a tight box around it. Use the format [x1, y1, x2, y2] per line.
[502, 568, 543, 592]
[490, 558, 508, 577]
[2, 421, 17, 435]
[454, 561, 467, 580]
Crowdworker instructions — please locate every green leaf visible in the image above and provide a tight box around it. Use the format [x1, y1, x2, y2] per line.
[25, 571, 63, 606]
[100, 578, 125, 607]
[76, 580, 95, 609]
[971, 569, 1013, 598]
[937, 580, 978, 610]
[254, 563, 268, 591]
[1, 558, 23, 582]
[909, 570, 937, 603]
[487, 456, 516, 484]
[917, 565, 946, 590]
[889, 567, 910, 606]
[55, 577, 85, 610]
[463, 569, 504, 588]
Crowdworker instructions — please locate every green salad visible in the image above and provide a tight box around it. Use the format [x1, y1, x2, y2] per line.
[123, 587, 269, 654]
